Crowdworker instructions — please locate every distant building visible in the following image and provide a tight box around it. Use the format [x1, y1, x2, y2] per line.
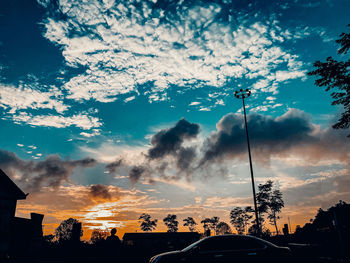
[0, 168, 44, 257]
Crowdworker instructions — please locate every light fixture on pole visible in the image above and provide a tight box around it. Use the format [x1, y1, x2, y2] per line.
[234, 88, 261, 236]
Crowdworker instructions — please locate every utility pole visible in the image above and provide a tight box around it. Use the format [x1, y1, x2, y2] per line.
[234, 88, 261, 236]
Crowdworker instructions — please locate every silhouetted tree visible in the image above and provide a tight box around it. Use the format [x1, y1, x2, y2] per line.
[90, 229, 108, 244]
[139, 213, 157, 232]
[183, 217, 197, 232]
[163, 214, 179, 232]
[300, 200, 350, 232]
[43, 234, 56, 245]
[230, 206, 253, 234]
[248, 224, 271, 238]
[308, 25, 350, 136]
[201, 218, 211, 232]
[211, 216, 220, 234]
[201, 217, 220, 234]
[268, 188, 284, 234]
[216, 222, 232, 235]
[55, 218, 83, 243]
[256, 180, 284, 235]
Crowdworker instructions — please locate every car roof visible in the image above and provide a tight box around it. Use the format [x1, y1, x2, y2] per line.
[205, 234, 278, 247]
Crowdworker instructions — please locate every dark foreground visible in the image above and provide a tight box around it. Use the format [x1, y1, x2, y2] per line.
[3, 237, 350, 263]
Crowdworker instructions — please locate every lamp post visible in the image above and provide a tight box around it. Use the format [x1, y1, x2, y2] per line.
[234, 88, 261, 236]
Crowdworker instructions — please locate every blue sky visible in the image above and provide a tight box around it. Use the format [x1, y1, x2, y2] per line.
[0, 0, 349, 237]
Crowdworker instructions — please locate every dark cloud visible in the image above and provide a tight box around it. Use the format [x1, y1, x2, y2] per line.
[148, 118, 200, 159]
[0, 149, 96, 192]
[200, 109, 316, 166]
[105, 110, 349, 184]
[89, 184, 111, 199]
[105, 158, 123, 173]
[177, 147, 197, 172]
[129, 165, 148, 184]
[103, 119, 201, 184]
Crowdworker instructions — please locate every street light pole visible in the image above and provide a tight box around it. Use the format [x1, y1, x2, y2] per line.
[234, 88, 261, 236]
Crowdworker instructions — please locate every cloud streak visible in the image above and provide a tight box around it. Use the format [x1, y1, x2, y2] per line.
[0, 149, 96, 192]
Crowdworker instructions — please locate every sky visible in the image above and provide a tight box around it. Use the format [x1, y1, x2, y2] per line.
[0, 0, 349, 239]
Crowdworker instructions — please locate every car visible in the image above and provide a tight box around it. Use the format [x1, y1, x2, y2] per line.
[149, 234, 291, 263]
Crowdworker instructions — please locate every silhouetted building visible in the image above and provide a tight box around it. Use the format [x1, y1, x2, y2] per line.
[0, 168, 27, 256]
[10, 213, 44, 252]
[0, 169, 44, 256]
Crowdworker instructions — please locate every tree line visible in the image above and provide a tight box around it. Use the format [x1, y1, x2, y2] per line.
[137, 180, 284, 237]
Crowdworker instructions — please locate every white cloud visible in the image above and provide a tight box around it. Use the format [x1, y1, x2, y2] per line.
[274, 70, 307, 82]
[39, 1, 307, 104]
[189, 101, 201, 106]
[11, 112, 102, 130]
[215, 99, 225, 106]
[124, 96, 135, 103]
[199, 107, 211, 112]
[0, 84, 68, 113]
[80, 129, 101, 137]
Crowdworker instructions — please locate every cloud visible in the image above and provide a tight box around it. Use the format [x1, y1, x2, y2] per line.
[80, 129, 101, 137]
[129, 165, 149, 185]
[0, 84, 68, 113]
[0, 149, 96, 192]
[203, 196, 252, 208]
[100, 119, 201, 183]
[284, 173, 350, 207]
[200, 108, 317, 166]
[148, 118, 200, 159]
[89, 184, 112, 200]
[102, 109, 349, 184]
[105, 158, 123, 173]
[10, 112, 102, 130]
[37, 0, 307, 105]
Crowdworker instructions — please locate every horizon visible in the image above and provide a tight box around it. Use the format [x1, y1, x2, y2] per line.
[1, 0, 349, 241]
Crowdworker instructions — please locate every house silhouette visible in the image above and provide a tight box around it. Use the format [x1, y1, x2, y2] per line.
[0, 168, 44, 258]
